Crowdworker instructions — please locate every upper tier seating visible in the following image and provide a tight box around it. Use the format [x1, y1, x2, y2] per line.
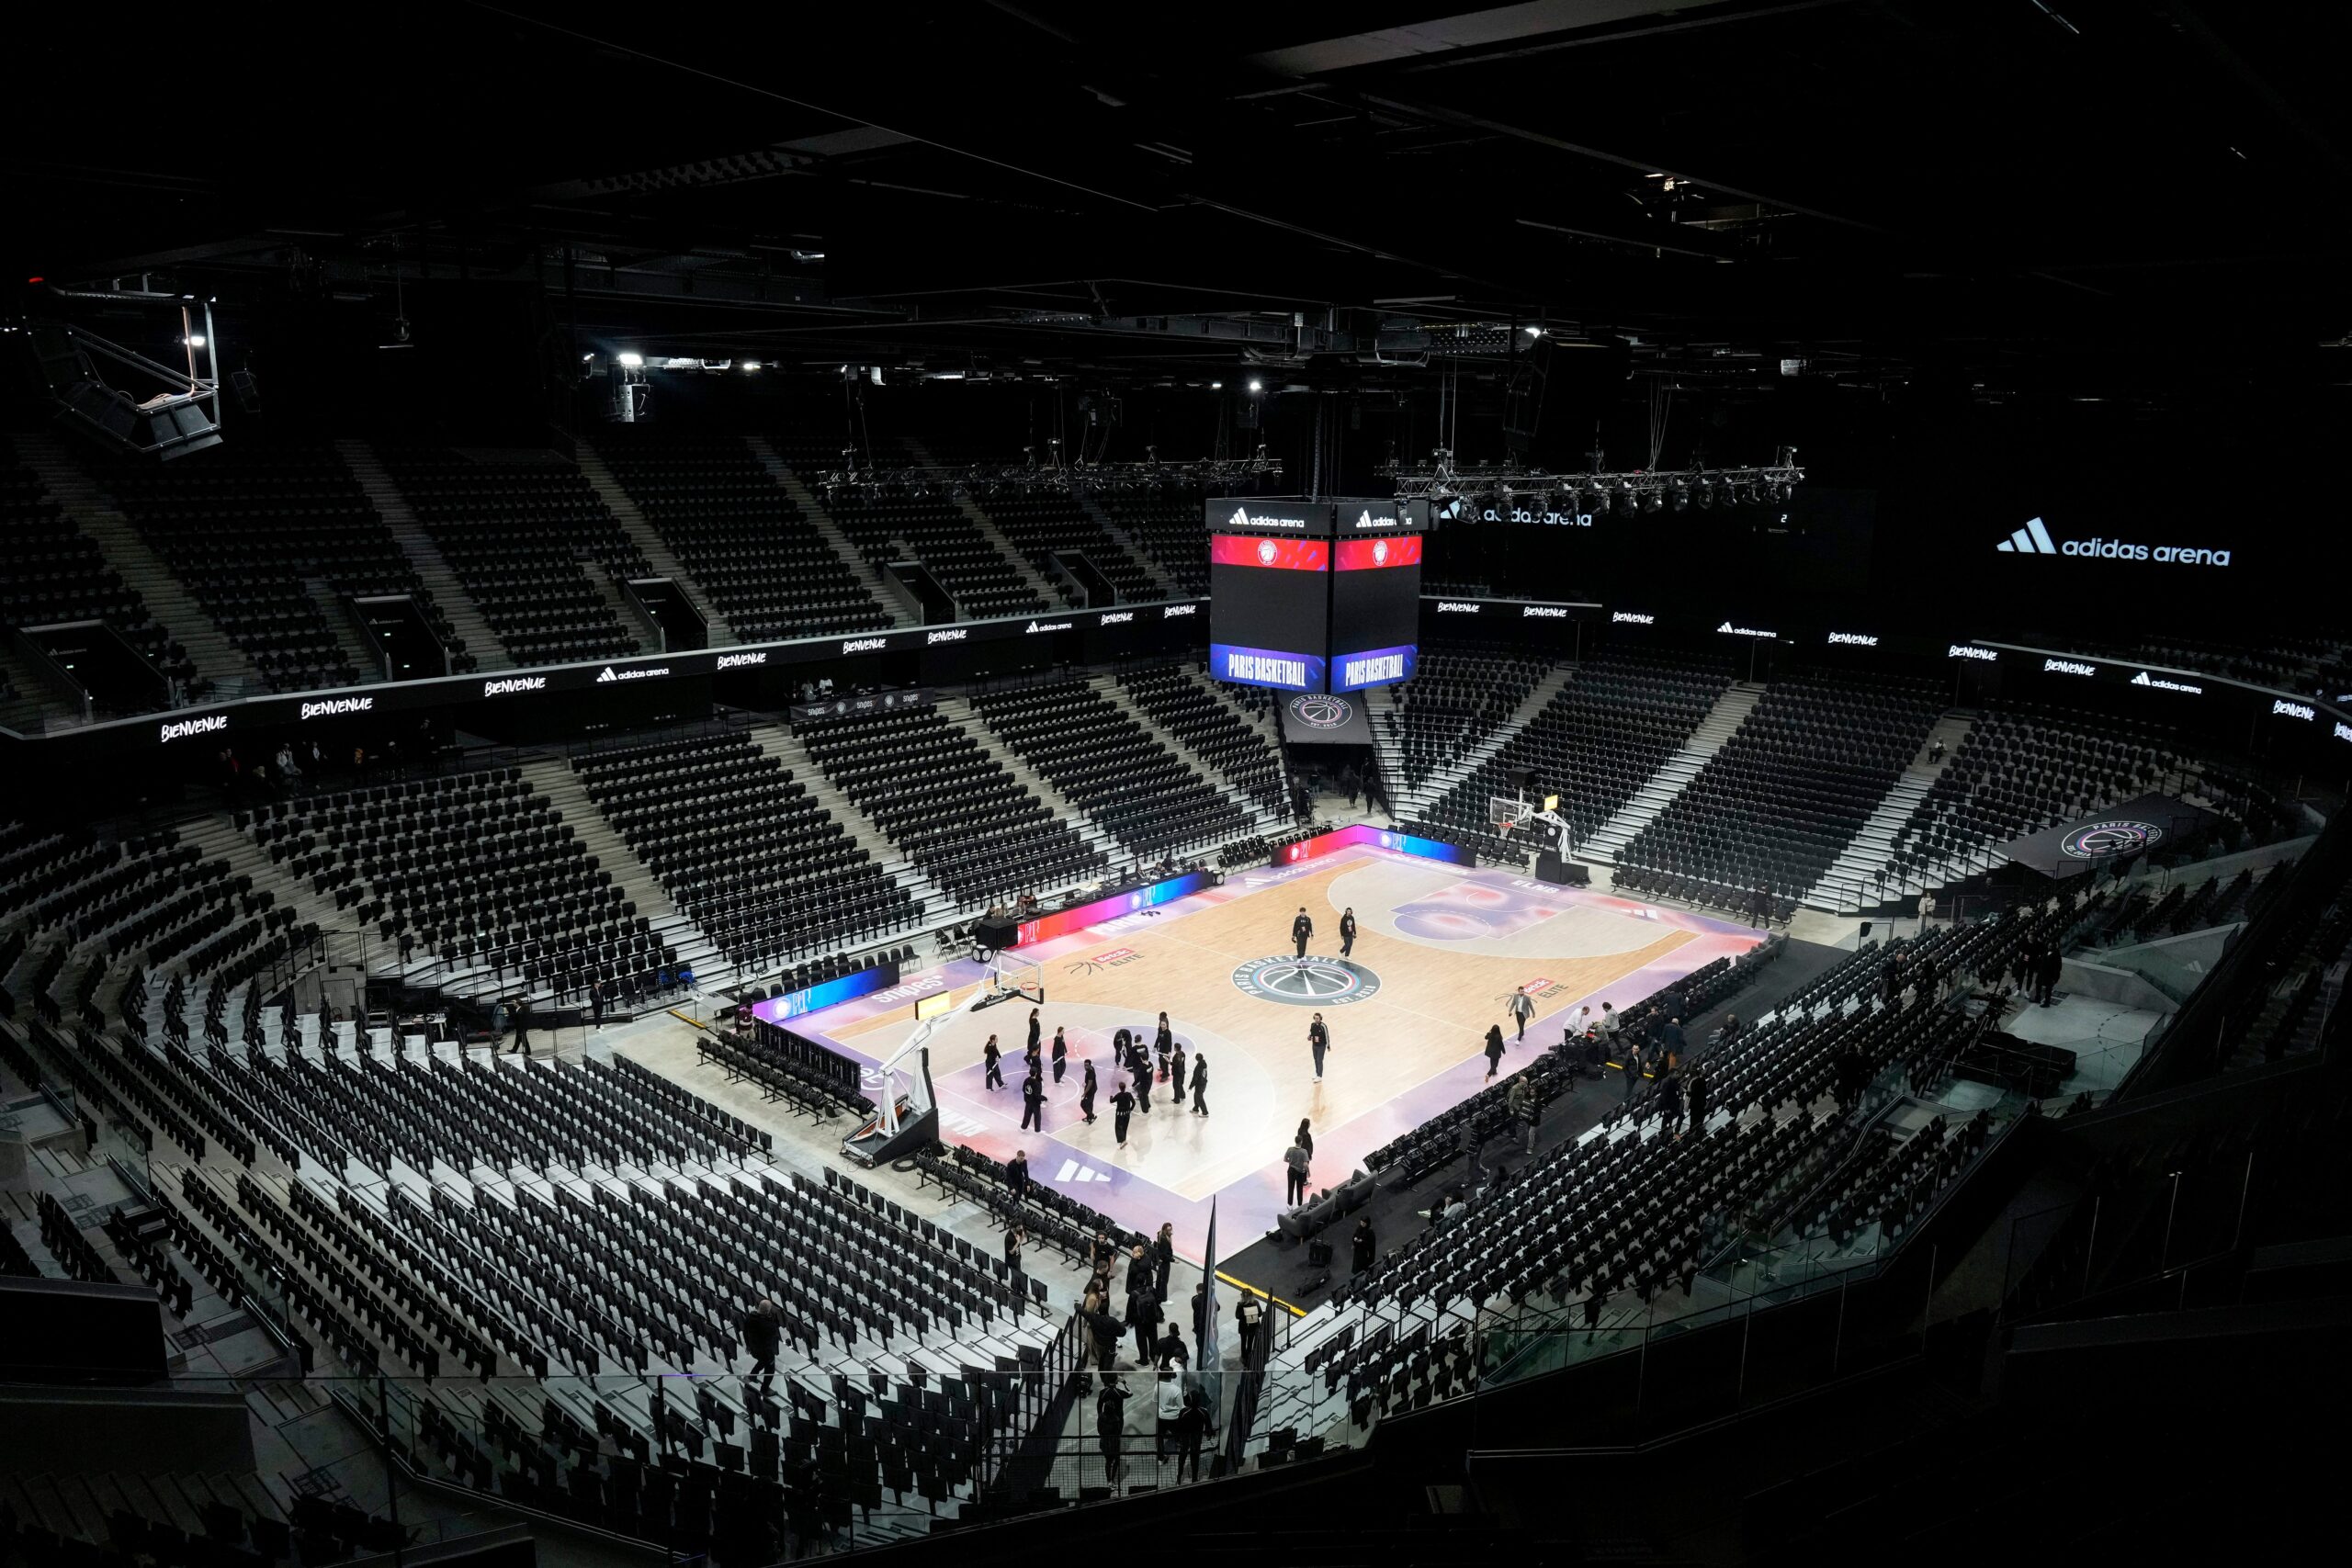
[977, 496, 1166, 604]
[1097, 496, 1208, 595]
[824, 495, 1046, 620]
[975, 679, 1260, 856]
[105, 445, 451, 692]
[1383, 640, 1554, 790]
[380, 448, 647, 667]
[1421, 649, 1733, 850]
[0, 437, 194, 693]
[797, 705, 1107, 905]
[1116, 662, 1287, 812]
[1616, 671, 1943, 900]
[591, 432, 892, 640]
[240, 766, 671, 1004]
[572, 732, 919, 974]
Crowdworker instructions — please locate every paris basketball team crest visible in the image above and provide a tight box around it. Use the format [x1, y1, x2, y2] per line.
[1230, 953, 1381, 1006]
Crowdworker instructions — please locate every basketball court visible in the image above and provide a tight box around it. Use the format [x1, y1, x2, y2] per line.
[752, 840, 1768, 1269]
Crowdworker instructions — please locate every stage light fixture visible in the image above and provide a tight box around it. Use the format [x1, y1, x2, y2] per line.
[616, 352, 644, 367]
[1642, 489, 1663, 513]
[741, 360, 762, 372]
[1247, 378, 1263, 392]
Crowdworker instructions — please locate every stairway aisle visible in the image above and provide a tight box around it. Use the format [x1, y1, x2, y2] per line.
[742, 435, 916, 626]
[509, 758, 729, 999]
[743, 719, 957, 928]
[933, 694, 1127, 870]
[1089, 672, 1287, 837]
[1579, 682, 1766, 864]
[1804, 712, 1980, 912]
[16, 430, 262, 693]
[900, 437, 1066, 612]
[333, 438, 511, 673]
[1396, 666, 1577, 819]
[572, 441, 737, 647]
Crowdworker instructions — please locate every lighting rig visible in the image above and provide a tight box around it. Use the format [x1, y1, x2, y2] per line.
[1380, 446, 1804, 517]
[819, 444, 1283, 502]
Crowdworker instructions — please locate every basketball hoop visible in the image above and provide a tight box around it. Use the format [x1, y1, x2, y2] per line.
[1487, 794, 1526, 838]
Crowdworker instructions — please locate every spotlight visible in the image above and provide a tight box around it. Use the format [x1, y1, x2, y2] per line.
[616, 352, 644, 367]
[1696, 479, 1716, 509]
[741, 360, 763, 372]
[1641, 489, 1663, 513]
[1211, 381, 1224, 389]
[1247, 378, 1263, 392]
[183, 334, 206, 347]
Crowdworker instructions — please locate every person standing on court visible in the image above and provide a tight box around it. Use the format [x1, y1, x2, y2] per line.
[1052, 1026, 1069, 1084]
[1021, 1068, 1046, 1132]
[1155, 1011, 1175, 1081]
[1190, 1052, 1208, 1116]
[1027, 1006, 1042, 1059]
[1292, 905, 1314, 958]
[1080, 1057, 1100, 1123]
[1283, 1135, 1311, 1205]
[1308, 1012, 1331, 1079]
[982, 1034, 1004, 1090]
[1113, 1079, 1136, 1146]
[1133, 1044, 1154, 1114]
[1483, 1023, 1507, 1081]
[1339, 907, 1358, 958]
[1509, 985, 1534, 1043]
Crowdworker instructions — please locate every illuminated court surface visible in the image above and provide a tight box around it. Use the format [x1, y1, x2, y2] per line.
[763, 844, 1765, 1265]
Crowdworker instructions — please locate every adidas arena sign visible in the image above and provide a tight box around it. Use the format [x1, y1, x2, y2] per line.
[1996, 516, 2232, 567]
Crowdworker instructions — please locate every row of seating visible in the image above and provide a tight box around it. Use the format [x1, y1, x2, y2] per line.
[975, 679, 1259, 857]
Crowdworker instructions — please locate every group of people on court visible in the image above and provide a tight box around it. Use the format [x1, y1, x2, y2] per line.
[980, 1006, 1209, 1147]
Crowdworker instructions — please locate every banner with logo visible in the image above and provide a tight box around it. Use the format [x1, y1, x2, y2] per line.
[1996, 793, 2218, 878]
[787, 687, 935, 724]
[1277, 690, 1374, 744]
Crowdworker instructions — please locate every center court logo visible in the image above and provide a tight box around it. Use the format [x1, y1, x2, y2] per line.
[1288, 693, 1354, 731]
[1231, 954, 1381, 1007]
[1996, 516, 2232, 566]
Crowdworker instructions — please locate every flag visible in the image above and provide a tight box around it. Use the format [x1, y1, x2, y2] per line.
[1198, 1199, 1222, 1416]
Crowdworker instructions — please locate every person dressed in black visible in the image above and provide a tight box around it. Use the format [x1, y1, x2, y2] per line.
[1021, 1069, 1046, 1132]
[1190, 1053, 1208, 1116]
[742, 1297, 783, 1378]
[1154, 1011, 1174, 1075]
[1026, 1007, 1042, 1059]
[1307, 1013, 1331, 1079]
[506, 996, 533, 1057]
[1291, 906, 1314, 959]
[1127, 1279, 1164, 1366]
[1170, 1043, 1188, 1098]
[1051, 1026, 1069, 1084]
[1235, 1292, 1264, 1366]
[1132, 1048, 1153, 1114]
[1114, 1081, 1136, 1146]
[982, 1034, 1004, 1089]
[1172, 1384, 1211, 1484]
[1004, 1224, 1025, 1276]
[590, 981, 607, 1029]
[1096, 1376, 1130, 1483]
[1007, 1148, 1030, 1205]
[1152, 1222, 1175, 1303]
[1484, 1022, 1507, 1081]
[1351, 1215, 1377, 1275]
[2035, 946, 2063, 1007]
[1339, 906, 1358, 958]
[1080, 1058, 1099, 1122]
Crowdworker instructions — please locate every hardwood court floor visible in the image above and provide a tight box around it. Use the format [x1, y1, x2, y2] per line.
[823, 855, 1698, 1208]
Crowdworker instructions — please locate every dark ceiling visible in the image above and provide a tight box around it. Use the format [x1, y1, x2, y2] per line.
[12, 0, 2350, 400]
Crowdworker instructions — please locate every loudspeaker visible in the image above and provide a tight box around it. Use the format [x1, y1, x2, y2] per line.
[1859, 921, 1872, 942]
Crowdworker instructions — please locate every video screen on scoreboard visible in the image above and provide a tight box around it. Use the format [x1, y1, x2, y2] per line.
[1209, 533, 1329, 692]
[1329, 533, 1421, 691]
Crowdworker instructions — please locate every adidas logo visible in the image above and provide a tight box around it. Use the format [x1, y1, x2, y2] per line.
[1055, 1158, 1113, 1184]
[2131, 671, 2203, 694]
[1997, 517, 2060, 555]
